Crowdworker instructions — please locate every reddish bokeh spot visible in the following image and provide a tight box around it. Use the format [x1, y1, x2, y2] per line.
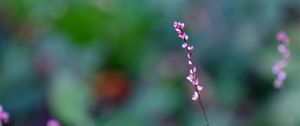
[95, 70, 131, 104]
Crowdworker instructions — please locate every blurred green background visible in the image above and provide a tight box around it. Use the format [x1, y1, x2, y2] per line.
[0, 0, 299, 126]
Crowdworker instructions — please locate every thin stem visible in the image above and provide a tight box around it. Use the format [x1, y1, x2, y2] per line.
[198, 96, 210, 126]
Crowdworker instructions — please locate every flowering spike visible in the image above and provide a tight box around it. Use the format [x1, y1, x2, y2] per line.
[272, 31, 291, 89]
[173, 21, 210, 126]
[173, 21, 205, 95]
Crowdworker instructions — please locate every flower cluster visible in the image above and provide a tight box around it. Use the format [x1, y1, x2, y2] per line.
[47, 119, 61, 126]
[272, 31, 291, 89]
[173, 21, 203, 101]
[0, 105, 9, 124]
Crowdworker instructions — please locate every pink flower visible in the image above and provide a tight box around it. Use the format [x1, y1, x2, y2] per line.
[47, 119, 61, 126]
[0, 105, 9, 124]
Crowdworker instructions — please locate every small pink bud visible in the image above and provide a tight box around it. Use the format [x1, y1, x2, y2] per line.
[175, 29, 182, 35]
[173, 21, 179, 28]
[173, 21, 184, 29]
[188, 60, 192, 65]
[192, 79, 199, 85]
[187, 46, 194, 51]
[182, 43, 188, 48]
[192, 92, 199, 101]
[179, 33, 188, 40]
[184, 34, 188, 40]
[190, 69, 194, 74]
[178, 34, 184, 39]
[197, 85, 203, 91]
[187, 75, 193, 83]
[179, 22, 185, 29]
[193, 67, 196, 72]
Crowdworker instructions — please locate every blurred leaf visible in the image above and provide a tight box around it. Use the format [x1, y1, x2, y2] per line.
[49, 69, 95, 126]
[268, 90, 300, 126]
[54, 3, 111, 44]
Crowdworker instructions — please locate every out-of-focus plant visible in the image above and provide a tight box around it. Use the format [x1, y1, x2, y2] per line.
[272, 31, 291, 89]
